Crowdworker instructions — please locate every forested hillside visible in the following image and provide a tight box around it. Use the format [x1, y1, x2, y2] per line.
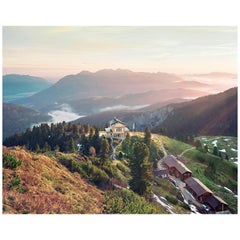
[153, 87, 237, 138]
[3, 103, 51, 139]
[3, 124, 167, 214]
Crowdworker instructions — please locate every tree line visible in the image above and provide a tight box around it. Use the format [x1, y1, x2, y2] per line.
[4, 123, 155, 200]
[3, 122, 103, 155]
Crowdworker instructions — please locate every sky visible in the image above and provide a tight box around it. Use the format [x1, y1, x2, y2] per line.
[2, 26, 237, 81]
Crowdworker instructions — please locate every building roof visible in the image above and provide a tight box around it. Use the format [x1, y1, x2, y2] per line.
[205, 195, 228, 209]
[163, 155, 192, 175]
[110, 118, 126, 126]
[185, 177, 213, 197]
[105, 127, 112, 133]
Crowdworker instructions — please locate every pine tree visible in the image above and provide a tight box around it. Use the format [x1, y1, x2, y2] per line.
[92, 128, 101, 154]
[54, 145, 60, 152]
[88, 127, 94, 145]
[69, 137, 76, 153]
[35, 144, 41, 153]
[80, 134, 90, 155]
[122, 132, 131, 156]
[100, 138, 110, 164]
[44, 142, 51, 152]
[213, 146, 218, 156]
[129, 141, 153, 200]
[195, 139, 202, 151]
[144, 127, 151, 148]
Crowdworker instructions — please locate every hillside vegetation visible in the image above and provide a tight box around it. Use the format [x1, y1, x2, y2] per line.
[156, 134, 238, 213]
[2, 146, 104, 214]
[3, 123, 237, 214]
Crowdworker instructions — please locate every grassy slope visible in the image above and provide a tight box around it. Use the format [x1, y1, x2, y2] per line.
[196, 136, 237, 160]
[2, 146, 104, 214]
[156, 135, 238, 213]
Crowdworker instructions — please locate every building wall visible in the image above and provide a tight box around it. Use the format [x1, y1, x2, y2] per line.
[106, 123, 127, 139]
[198, 192, 212, 203]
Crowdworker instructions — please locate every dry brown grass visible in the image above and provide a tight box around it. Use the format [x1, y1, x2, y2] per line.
[2, 147, 104, 214]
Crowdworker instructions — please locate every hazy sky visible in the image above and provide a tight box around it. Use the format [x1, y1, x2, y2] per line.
[3, 26, 237, 81]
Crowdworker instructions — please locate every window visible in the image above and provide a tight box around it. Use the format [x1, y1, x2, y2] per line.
[115, 127, 123, 132]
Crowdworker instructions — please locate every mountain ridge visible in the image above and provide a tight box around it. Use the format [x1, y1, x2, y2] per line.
[3, 74, 52, 102]
[74, 87, 237, 137]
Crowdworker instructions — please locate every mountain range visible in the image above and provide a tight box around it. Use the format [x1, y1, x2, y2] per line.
[3, 74, 52, 102]
[74, 87, 237, 137]
[3, 70, 238, 139]
[14, 69, 213, 113]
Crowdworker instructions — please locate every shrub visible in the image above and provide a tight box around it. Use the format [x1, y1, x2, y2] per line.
[3, 153, 22, 169]
[59, 155, 109, 186]
[9, 174, 23, 193]
[116, 162, 128, 173]
[103, 189, 165, 214]
[166, 195, 178, 205]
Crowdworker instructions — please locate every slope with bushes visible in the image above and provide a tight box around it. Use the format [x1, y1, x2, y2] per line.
[2, 146, 104, 214]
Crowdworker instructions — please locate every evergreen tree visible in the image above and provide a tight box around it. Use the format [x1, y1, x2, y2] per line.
[44, 142, 51, 152]
[122, 132, 131, 156]
[69, 137, 76, 153]
[35, 144, 41, 153]
[80, 134, 90, 155]
[88, 127, 94, 144]
[195, 139, 202, 151]
[129, 141, 153, 200]
[54, 145, 60, 152]
[100, 138, 110, 164]
[225, 154, 229, 160]
[72, 124, 79, 137]
[213, 146, 218, 156]
[92, 128, 101, 154]
[144, 127, 151, 148]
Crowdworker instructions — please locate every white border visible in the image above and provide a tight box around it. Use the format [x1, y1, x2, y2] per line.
[1, 1, 239, 240]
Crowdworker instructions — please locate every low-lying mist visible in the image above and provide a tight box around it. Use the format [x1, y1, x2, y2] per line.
[99, 104, 149, 112]
[48, 103, 84, 123]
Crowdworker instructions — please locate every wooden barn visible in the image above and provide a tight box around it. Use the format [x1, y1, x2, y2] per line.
[185, 177, 213, 203]
[205, 195, 228, 212]
[162, 155, 192, 181]
[105, 118, 129, 139]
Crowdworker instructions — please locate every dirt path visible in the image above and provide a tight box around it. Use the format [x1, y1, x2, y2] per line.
[179, 146, 195, 157]
[152, 134, 167, 157]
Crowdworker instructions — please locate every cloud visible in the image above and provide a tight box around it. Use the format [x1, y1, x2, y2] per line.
[99, 105, 149, 112]
[47, 104, 84, 123]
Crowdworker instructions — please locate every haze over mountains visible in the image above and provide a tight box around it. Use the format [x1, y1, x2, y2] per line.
[13, 69, 236, 114]
[2, 69, 238, 139]
[74, 87, 237, 137]
[3, 74, 52, 102]
[3, 102, 51, 139]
